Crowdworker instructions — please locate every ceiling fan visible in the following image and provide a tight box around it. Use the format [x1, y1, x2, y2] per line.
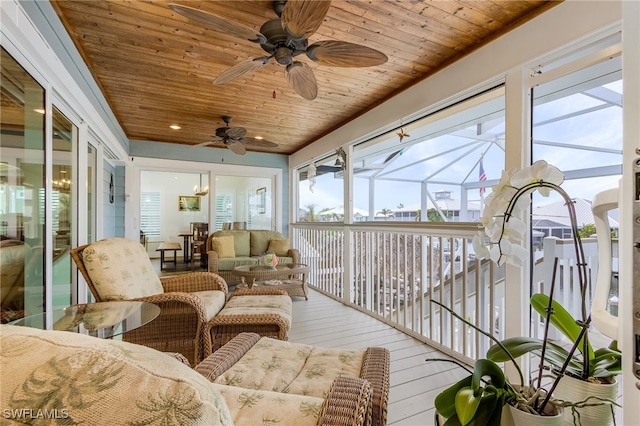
[194, 115, 278, 155]
[168, 1, 388, 100]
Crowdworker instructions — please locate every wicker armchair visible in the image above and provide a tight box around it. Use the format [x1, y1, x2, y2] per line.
[197, 333, 390, 426]
[70, 237, 228, 365]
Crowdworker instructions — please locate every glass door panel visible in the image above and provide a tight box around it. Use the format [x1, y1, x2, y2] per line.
[0, 47, 46, 324]
[51, 107, 77, 310]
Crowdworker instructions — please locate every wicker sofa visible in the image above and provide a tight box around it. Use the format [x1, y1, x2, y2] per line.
[206, 230, 300, 284]
[1, 325, 389, 426]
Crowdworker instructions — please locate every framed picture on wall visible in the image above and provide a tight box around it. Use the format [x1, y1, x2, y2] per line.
[257, 187, 266, 214]
[178, 195, 200, 212]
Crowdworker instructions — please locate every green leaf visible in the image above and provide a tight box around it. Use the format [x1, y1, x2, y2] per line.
[435, 376, 472, 419]
[590, 347, 622, 377]
[456, 387, 481, 425]
[471, 359, 506, 390]
[468, 392, 500, 426]
[530, 294, 594, 359]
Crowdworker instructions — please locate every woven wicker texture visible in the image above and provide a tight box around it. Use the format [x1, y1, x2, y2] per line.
[71, 241, 229, 366]
[317, 375, 373, 426]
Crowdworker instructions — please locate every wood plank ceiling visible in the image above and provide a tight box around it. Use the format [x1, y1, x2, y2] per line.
[50, 0, 559, 155]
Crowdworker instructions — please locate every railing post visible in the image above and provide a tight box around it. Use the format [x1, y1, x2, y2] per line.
[542, 237, 562, 340]
[344, 227, 353, 305]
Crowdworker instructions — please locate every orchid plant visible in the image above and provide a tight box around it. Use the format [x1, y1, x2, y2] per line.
[469, 159, 620, 415]
[432, 160, 621, 425]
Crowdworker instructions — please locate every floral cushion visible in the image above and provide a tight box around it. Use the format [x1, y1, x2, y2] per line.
[82, 237, 163, 301]
[214, 337, 364, 398]
[212, 383, 322, 426]
[0, 324, 233, 425]
[220, 295, 292, 330]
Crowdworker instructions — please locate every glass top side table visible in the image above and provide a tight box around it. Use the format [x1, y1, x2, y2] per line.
[10, 301, 160, 339]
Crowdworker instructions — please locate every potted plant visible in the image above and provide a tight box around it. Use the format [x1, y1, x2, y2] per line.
[429, 300, 563, 426]
[472, 160, 622, 425]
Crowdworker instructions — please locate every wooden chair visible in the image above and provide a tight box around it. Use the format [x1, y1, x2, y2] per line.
[191, 222, 208, 270]
[70, 237, 228, 365]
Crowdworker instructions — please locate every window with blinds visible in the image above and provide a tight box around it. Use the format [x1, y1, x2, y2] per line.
[140, 191, 161, 238]
[215, 194, 233, 230]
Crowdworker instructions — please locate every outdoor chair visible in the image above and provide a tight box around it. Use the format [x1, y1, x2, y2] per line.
[70, 237, 228, 365]
[197, 332, 390, 426]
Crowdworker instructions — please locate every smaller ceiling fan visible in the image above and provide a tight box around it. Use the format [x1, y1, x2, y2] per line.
[194, 116, 278, 155]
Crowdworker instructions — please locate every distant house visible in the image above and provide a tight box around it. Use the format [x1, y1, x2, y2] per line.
[531, 197, 619, 242]
[385, 191, 483, 222]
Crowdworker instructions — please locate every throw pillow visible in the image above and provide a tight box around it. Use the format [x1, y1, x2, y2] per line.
[212, 236, 235, 258]
[267, 238, 290, 257]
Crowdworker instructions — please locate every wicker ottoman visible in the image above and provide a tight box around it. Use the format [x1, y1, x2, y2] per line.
[205, 287, 292, 352]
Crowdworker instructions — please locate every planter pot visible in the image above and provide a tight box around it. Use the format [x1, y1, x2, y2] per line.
[501, 402, 563, 426]
[435, 403, 563, 426]
[554, 375, 618, 426]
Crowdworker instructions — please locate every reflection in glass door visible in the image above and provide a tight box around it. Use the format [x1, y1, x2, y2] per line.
[52, 107, 77, 310]
[0, 47, 46, 324]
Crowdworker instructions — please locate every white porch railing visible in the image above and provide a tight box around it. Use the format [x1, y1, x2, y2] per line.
[292, 222, 500, 364]
[291, 223, 616, 366]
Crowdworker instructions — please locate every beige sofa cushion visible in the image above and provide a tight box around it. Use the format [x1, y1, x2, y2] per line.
[214, 337, 364, 399]
[213, 231, 250, 257]
[0, 324, 233, 425]
[211, 236, 235, 258]
[82, 237, 163, 301]
[267, 238, 290, 257]
[250, 231, 285, 256]
[192, 290, 227, 321]
[219, 295, 292, 330]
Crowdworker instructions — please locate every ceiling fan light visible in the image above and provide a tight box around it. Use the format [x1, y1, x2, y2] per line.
[274, 47, 293, 65]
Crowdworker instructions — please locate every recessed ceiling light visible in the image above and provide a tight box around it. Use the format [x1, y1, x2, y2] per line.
[170, 124, 181, 130]
[255, 136, 263, 140]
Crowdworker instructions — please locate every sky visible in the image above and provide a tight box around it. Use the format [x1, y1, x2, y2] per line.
[298, 77, 623, 216]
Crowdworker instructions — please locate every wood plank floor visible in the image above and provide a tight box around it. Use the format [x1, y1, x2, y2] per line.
[153, 259, 468, 425]
[287, 289, 468, 426]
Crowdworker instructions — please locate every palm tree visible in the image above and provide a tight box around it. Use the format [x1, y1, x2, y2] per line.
[376, 208, 394, 221]
[304, 204, 318, 222]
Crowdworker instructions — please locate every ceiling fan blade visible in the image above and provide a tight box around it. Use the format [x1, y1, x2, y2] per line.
[193, 140, 216, 148]
[306, 40, 388, 67]
[226, 126, 247, 139]
[243, 137, 278, 148]
[227, 141, 247, 155]
[281, 0, 331, 40]
[286, 61, 318, 100]
[168, 3, 266, 43]
[213, 57, 269, 84]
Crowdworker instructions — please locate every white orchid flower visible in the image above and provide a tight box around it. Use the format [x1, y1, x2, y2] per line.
[477, 161, 565, 268]
[511, 160, 564, 196]
[503, 216, 526, 242]
[472, 232, 491, 259]
[491, 238, 528, 267]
